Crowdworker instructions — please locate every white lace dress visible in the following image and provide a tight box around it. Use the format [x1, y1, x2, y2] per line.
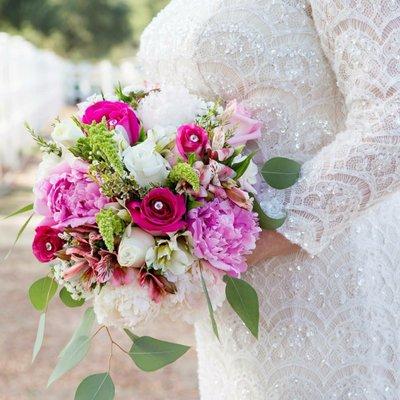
[138, 1, 400, 398]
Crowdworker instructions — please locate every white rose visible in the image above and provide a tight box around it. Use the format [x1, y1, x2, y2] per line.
[147, 125, 177, 149]
[234, 155, 258, 194]
[146, 233, 195, 275]
[51, 119, 84, 147]
[123, 138, 170, 187]
[117, 226, 155, 268]
[113, 125, 130, 153]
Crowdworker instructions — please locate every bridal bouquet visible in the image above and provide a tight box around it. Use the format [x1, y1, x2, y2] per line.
[6, 84, 300, 399]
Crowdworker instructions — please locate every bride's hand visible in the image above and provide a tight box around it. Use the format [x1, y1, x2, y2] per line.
[246, 230, 300, 265]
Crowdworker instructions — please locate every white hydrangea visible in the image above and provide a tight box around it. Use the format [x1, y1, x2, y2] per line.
[137, 85, 207, 131]
[93, 279, 162, 329]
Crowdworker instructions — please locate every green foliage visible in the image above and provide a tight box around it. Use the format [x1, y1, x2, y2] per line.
[200, 268, 220, 340]
[96, 209, 126, 252]
[29, 277, 58, 312]
[168, 162, 200, 192]
[75, 373, 115, 400]
[32, 313, 46, 362]
[261, 157, 301, 190]
[251, 196, 287, 230]
[2, 203, 33, 220]
[25, 123, 62, 156]
[223, 275, 260, 339]
[4, 213, 34, 260]
[59, 287, 85, 308]
[231, 151, 257, 180]
[127, 336, 190, 372]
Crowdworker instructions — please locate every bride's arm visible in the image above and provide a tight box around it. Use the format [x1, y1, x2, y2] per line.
[266, 0, 400, 257]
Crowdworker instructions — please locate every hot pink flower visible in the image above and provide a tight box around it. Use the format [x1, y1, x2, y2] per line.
[225, 100, 262, 146]
[127, 188, 186, 235]
[188, 198, 261, 276]
[34, 160, 109, 229]
[82, 100, 141, 145]
[32, 226, 64, 263]
[176, 124, 208, 159]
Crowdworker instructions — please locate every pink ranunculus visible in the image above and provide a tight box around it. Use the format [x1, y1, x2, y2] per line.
[82, 100, 141, 145]
[32, 226, 64, 263]
[225, 100, 262, 146]
[127, 188, 186, 236]
[34, 160, 109, 229]
[176, 124, 208, 159]
[188, 198, 261, 276]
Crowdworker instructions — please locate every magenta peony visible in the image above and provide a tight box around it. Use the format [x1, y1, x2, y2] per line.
[82, 100, 141, 145]
[34, 160, 109, 229]
[32, 226, 64, 263]
[188, 198, 261, 276]
[225, 100, 262, 146]
[176, 124, 208, 159]
[127, 188, 186, 235]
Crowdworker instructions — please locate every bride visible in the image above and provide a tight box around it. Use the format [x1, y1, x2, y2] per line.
[138, 1, 400, 398]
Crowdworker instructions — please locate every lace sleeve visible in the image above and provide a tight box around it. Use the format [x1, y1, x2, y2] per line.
[278, 0, 400, 255]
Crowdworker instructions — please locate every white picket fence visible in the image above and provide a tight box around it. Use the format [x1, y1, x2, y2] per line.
[0, 33, 70, 170]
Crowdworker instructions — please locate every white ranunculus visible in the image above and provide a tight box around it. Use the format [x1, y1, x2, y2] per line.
[123, 138, 170, 187]
[51, 119, 84, 147]
[117, 226, 155, 268]
[137, 85, 206, 131]
[147, 125, 177, 149]
[234, 155, 259, 194]
[146, 233, 195, 275]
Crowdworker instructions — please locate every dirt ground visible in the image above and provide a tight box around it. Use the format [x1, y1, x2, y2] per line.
[0, 164, 199, 400]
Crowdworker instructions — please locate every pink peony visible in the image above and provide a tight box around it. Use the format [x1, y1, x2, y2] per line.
[127, 188, 186, 236]
[34, 160, 109, 229]
[225, 100, 262, 146]
[188, 198, 261, 276]
[82, 100, 141, 145]
[176, 124, 208, 159]
[32, 226, 64, 263]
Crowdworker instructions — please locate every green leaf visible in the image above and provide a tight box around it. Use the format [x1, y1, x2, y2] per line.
[4, 213, 34, 260]
[29, 277, 58, 312]
[231, 151, 257, 180]
[48, 335, 91, 386]
[2, 203, 33, 219]
[200, 268, 220, 340]
[261, 157, 301, 189]
[59, 287, 85, 308]
[129, 336, 190, 372]
[60, 308, 95, 358]
[74, 373, 115, 400]
[223, 275, 260, 339]
[252, 197, 287, 230]
[32, 313, 46, 363]
[187, 197, 203, 210]
[124, 329, 139, 343]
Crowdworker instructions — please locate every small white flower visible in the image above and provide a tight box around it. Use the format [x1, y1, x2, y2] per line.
[147, 125, 177, 149]
[118, 226, 155, 268]
[146, 232, 195, 275]
[234, 155, 259, 194]
[123, 137, 170, 187]
[51, 119, 84, 147]
[35, 152, 61, 182]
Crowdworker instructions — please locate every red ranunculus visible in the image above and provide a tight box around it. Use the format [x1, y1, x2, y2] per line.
[32, 226, 64, 263]
[127, 188, 186, 236]
[82, 100, 141, 145]
[176, 124, 208, 159]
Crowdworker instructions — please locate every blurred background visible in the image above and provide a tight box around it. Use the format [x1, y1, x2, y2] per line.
[0, 1, 199, 399]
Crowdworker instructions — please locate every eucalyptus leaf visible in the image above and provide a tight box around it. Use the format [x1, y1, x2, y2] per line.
[60, 308, 95, 358]
[2, 203, 33, 219]
[200, 268, 220, 340]
[124, 329, 139, 343]
[4, 213, 34, 260]
[29, 277, 58, 312]
[48, 335, 91, 386]
[252, 197, 286, 230]
[129, 336, 190, 372]
[223, 275, 259, 339]
[32, 313, 46, 362]
[261, 157, 301, 189]
[231, 151, 257, 180]
[59, 287, 85, 308]
[74, 373, 115, 400]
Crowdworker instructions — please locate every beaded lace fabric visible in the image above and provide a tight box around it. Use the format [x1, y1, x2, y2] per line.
[138, 0, 400, 398]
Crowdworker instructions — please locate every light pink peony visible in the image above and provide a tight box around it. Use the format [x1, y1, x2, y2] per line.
[82, 100, 141, 145]
[34, 160, 109, 229]
[188, 198, 261, 276]
[225, 100, 262, 146]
